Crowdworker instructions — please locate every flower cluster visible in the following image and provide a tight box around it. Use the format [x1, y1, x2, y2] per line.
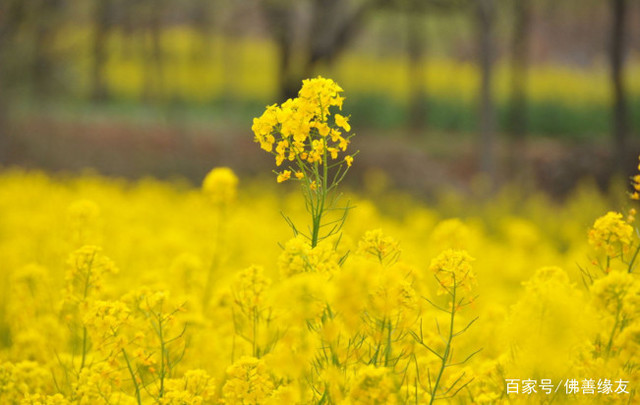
[202, 167, 239, 206]
[83, 300, 130, 359]
[278, 235, 340, 277]
[357, 229, 401, 265]
[232, 265, 272, 313]
[63, 245, 118, 306]
[252, 76, 354, 183]
[221, 357, 275, 404]
[162, 369, 216, 405]
[591, 271, 639, 316]
[588, 211, 634, 258]
[348, 365, 398, 404]
[429, 248, 477, 296]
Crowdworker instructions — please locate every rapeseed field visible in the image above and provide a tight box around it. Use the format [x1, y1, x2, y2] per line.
[0, 78, 638, 404]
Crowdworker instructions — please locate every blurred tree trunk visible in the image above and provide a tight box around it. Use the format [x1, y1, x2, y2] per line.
[191, 0, 214, 60]
[0, 0, 23, 164]
[507, 0, 531, 176]
[391, 0, 466, 133]
[143, 0, 166, 102]
[0, 18, 8, 165]
[508, 0, 530, 140]
[305, 0, 369, 72]
[151, 7, 164, 100]
[610, 0, 628, 171]
[261, 0, 372, 102]
[0, 97, 7, 165]
[264, 4, 298, 101]
[33, 0, 64, 99]
[91, 0, 112, 102]
[476, 0, 496, 184]
[407, 12, 427, 132]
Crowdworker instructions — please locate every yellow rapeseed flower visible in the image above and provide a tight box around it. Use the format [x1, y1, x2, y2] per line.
[357, 229, 400, 265]
[588, 211, 634, 257]
[202, 167, 238, 206]
[334, 114, 351, 132]
[276, 170, 291, 183]
[429, 249, 476, 296]
[251, 76, 353, 181]
[222, 356, 274, 404]
[348, 365, 397, 405]
[345, 155, 353, 167]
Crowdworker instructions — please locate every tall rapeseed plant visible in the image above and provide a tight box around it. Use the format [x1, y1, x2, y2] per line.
[252, 76, 357, 247]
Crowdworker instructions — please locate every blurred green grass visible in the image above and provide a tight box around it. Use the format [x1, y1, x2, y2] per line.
[15, 92, 640, 138]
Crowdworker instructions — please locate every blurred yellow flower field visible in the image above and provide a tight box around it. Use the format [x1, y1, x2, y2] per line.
[60, 28, 640, 107]
[0, 168, 638, 404]
[1, 78, 639, 404]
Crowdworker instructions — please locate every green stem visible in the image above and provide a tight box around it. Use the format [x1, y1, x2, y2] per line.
[384, 318, 393, 367]
[605, 302, 621, 356]
[627, 243, 640, 273]
[122, 348, 142, 405]
[315, 141, 330, 247]
[158, 314, 166, 399]
[430, 283, 456, 405]
[311, 211, 321, 248]
[311, 161, 325, 248]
